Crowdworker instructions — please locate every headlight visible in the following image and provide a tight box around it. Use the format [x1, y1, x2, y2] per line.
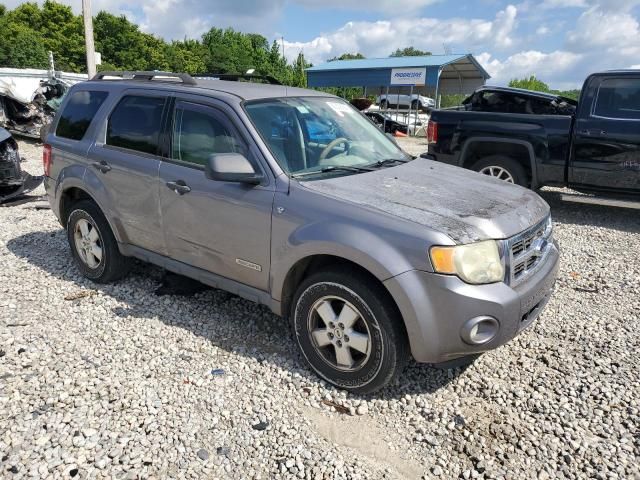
[430, 240, 504, 284]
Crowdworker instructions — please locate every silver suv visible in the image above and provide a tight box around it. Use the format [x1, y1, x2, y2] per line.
[44, 72, 559, 393]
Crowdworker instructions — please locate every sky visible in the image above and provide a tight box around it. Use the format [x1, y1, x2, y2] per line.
[5, 0, 640, 89]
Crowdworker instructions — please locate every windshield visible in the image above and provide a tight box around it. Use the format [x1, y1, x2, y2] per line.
[244, 97, 409, 177]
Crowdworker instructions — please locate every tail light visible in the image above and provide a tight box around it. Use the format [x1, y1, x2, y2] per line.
[427, 121, 438, 144]
[43, 144, 52, 176]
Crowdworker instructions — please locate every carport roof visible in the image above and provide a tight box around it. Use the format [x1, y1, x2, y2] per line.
[306, 54, 490, 79]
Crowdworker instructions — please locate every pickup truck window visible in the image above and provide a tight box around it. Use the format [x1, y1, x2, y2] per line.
[171, 102, 242, 167]
[106, 95, 166, 155]
[55, 90, 108, 141]
[245, 97, 406, 177]
[594, 78, 640, 120]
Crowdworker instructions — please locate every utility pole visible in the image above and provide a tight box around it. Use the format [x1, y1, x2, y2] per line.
[281, 37, 285, 61]
[82, 0, 96, 78]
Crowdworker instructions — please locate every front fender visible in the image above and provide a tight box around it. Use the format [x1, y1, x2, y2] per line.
[270, 219, 422, 303]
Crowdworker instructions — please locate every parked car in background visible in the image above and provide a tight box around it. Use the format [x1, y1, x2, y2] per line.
[363, 111, 408, 135]
[44, 71, 559, 393]
[0, 127, 42, 204]
[376, 93, 435, 111]
[424, 71, 640, 196]
[455, 86, 577, 116]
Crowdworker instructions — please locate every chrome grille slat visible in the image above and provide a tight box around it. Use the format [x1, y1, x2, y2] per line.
[505, 215, 553, 286]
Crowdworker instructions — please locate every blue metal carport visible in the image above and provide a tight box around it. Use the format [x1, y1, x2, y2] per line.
[306, 54, 490, 104]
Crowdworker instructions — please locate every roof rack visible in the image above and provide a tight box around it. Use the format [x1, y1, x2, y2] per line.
[193, 73, 282, 85]
[91, 71, 197, 85]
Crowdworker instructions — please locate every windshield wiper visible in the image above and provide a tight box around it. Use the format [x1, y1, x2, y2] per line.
[365, 158, 411, 169]
[291, 165, 374, 178]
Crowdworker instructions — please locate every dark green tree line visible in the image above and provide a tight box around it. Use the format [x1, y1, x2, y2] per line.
[0, 1, 310, 87]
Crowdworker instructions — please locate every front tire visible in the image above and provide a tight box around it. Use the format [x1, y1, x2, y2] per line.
[66, 200, 130, 283]
[291, 268, 409, 394]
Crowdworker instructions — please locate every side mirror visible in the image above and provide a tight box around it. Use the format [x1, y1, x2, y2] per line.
[205, 153, 263, 185]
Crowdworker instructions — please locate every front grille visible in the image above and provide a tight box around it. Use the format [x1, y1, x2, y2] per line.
[505, 215, 553, 286]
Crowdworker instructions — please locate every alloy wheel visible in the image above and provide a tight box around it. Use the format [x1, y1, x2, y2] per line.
[73, 218, 103, 269]
[307, 295, 371, 371]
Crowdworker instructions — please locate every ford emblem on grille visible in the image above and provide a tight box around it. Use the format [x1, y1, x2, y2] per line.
[531, 238, 548, 257]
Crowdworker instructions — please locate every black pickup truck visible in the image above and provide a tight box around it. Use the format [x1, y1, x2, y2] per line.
[424, 71, 640, 196]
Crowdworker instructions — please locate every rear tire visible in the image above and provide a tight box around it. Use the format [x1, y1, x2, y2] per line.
[66, 200, 130, 283]
[291, 268, 409, 394]
[380, 99, 389, 110]
[472, 155, 528, 187]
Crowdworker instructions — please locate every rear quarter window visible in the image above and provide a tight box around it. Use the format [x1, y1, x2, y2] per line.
[55, 90, 109, 140]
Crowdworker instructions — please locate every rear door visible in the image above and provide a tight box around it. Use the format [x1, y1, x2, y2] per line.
[158, 96, 274, 290]
[87, 90, 169, 254]
[570, 75, 640, 193]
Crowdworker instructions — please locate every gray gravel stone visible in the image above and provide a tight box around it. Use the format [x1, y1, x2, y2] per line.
[0, 138, 639, 480]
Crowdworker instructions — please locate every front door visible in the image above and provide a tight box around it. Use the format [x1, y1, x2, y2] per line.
[87, 91, 169, 254]
[158, 98, 274, 290]
[570, 76, 640, 194]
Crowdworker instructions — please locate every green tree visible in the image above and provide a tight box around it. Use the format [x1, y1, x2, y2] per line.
[508, 75, 550, 92]
[551, 89, 580, 101]
[166, 39, 208, 74]
[291, 52, 310, 87]
[0, 21, 48, 68]
[327, 52, 365, 62]
[202, 28, 257, 73]
[390, 47, 431, 57]
[94, 11, 168, 71]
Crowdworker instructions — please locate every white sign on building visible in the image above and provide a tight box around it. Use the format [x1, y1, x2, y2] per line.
[390, 67, 427, 86]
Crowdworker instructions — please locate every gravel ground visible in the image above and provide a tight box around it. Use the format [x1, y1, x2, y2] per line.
[1, 139, 639, 479]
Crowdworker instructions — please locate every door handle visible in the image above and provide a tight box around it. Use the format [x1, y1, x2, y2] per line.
[91, 161, 111, 173]
[579, 129, 607, 136]
[166, 180, 191, 195]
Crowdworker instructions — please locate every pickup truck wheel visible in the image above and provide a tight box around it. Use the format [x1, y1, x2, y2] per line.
[472, 156, 528, 187]
[66, 200, 130, 283]
[291, 269, 409, 394]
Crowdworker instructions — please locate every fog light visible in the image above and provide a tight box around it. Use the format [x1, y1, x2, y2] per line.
[461, 316, 499, 345]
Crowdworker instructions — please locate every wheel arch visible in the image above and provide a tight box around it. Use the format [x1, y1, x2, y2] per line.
[58, 185, 126, 244]
[460, 137, 538, 188]
[278, 254, 403, 326]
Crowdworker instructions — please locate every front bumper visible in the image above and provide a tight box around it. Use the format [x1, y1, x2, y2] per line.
[384, 240, 559, 363]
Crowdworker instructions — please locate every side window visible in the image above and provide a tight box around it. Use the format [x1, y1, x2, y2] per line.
[594, 78, 640, 120]
[172, 103, 242, 167]
[106, 95, 165, 155]
[55, 90, 108, 140]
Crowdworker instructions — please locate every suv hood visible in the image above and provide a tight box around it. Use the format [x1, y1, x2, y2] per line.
[301, 159, 549, 244]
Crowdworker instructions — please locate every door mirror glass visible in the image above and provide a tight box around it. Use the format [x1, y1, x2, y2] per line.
[205, 153, 262, 184]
